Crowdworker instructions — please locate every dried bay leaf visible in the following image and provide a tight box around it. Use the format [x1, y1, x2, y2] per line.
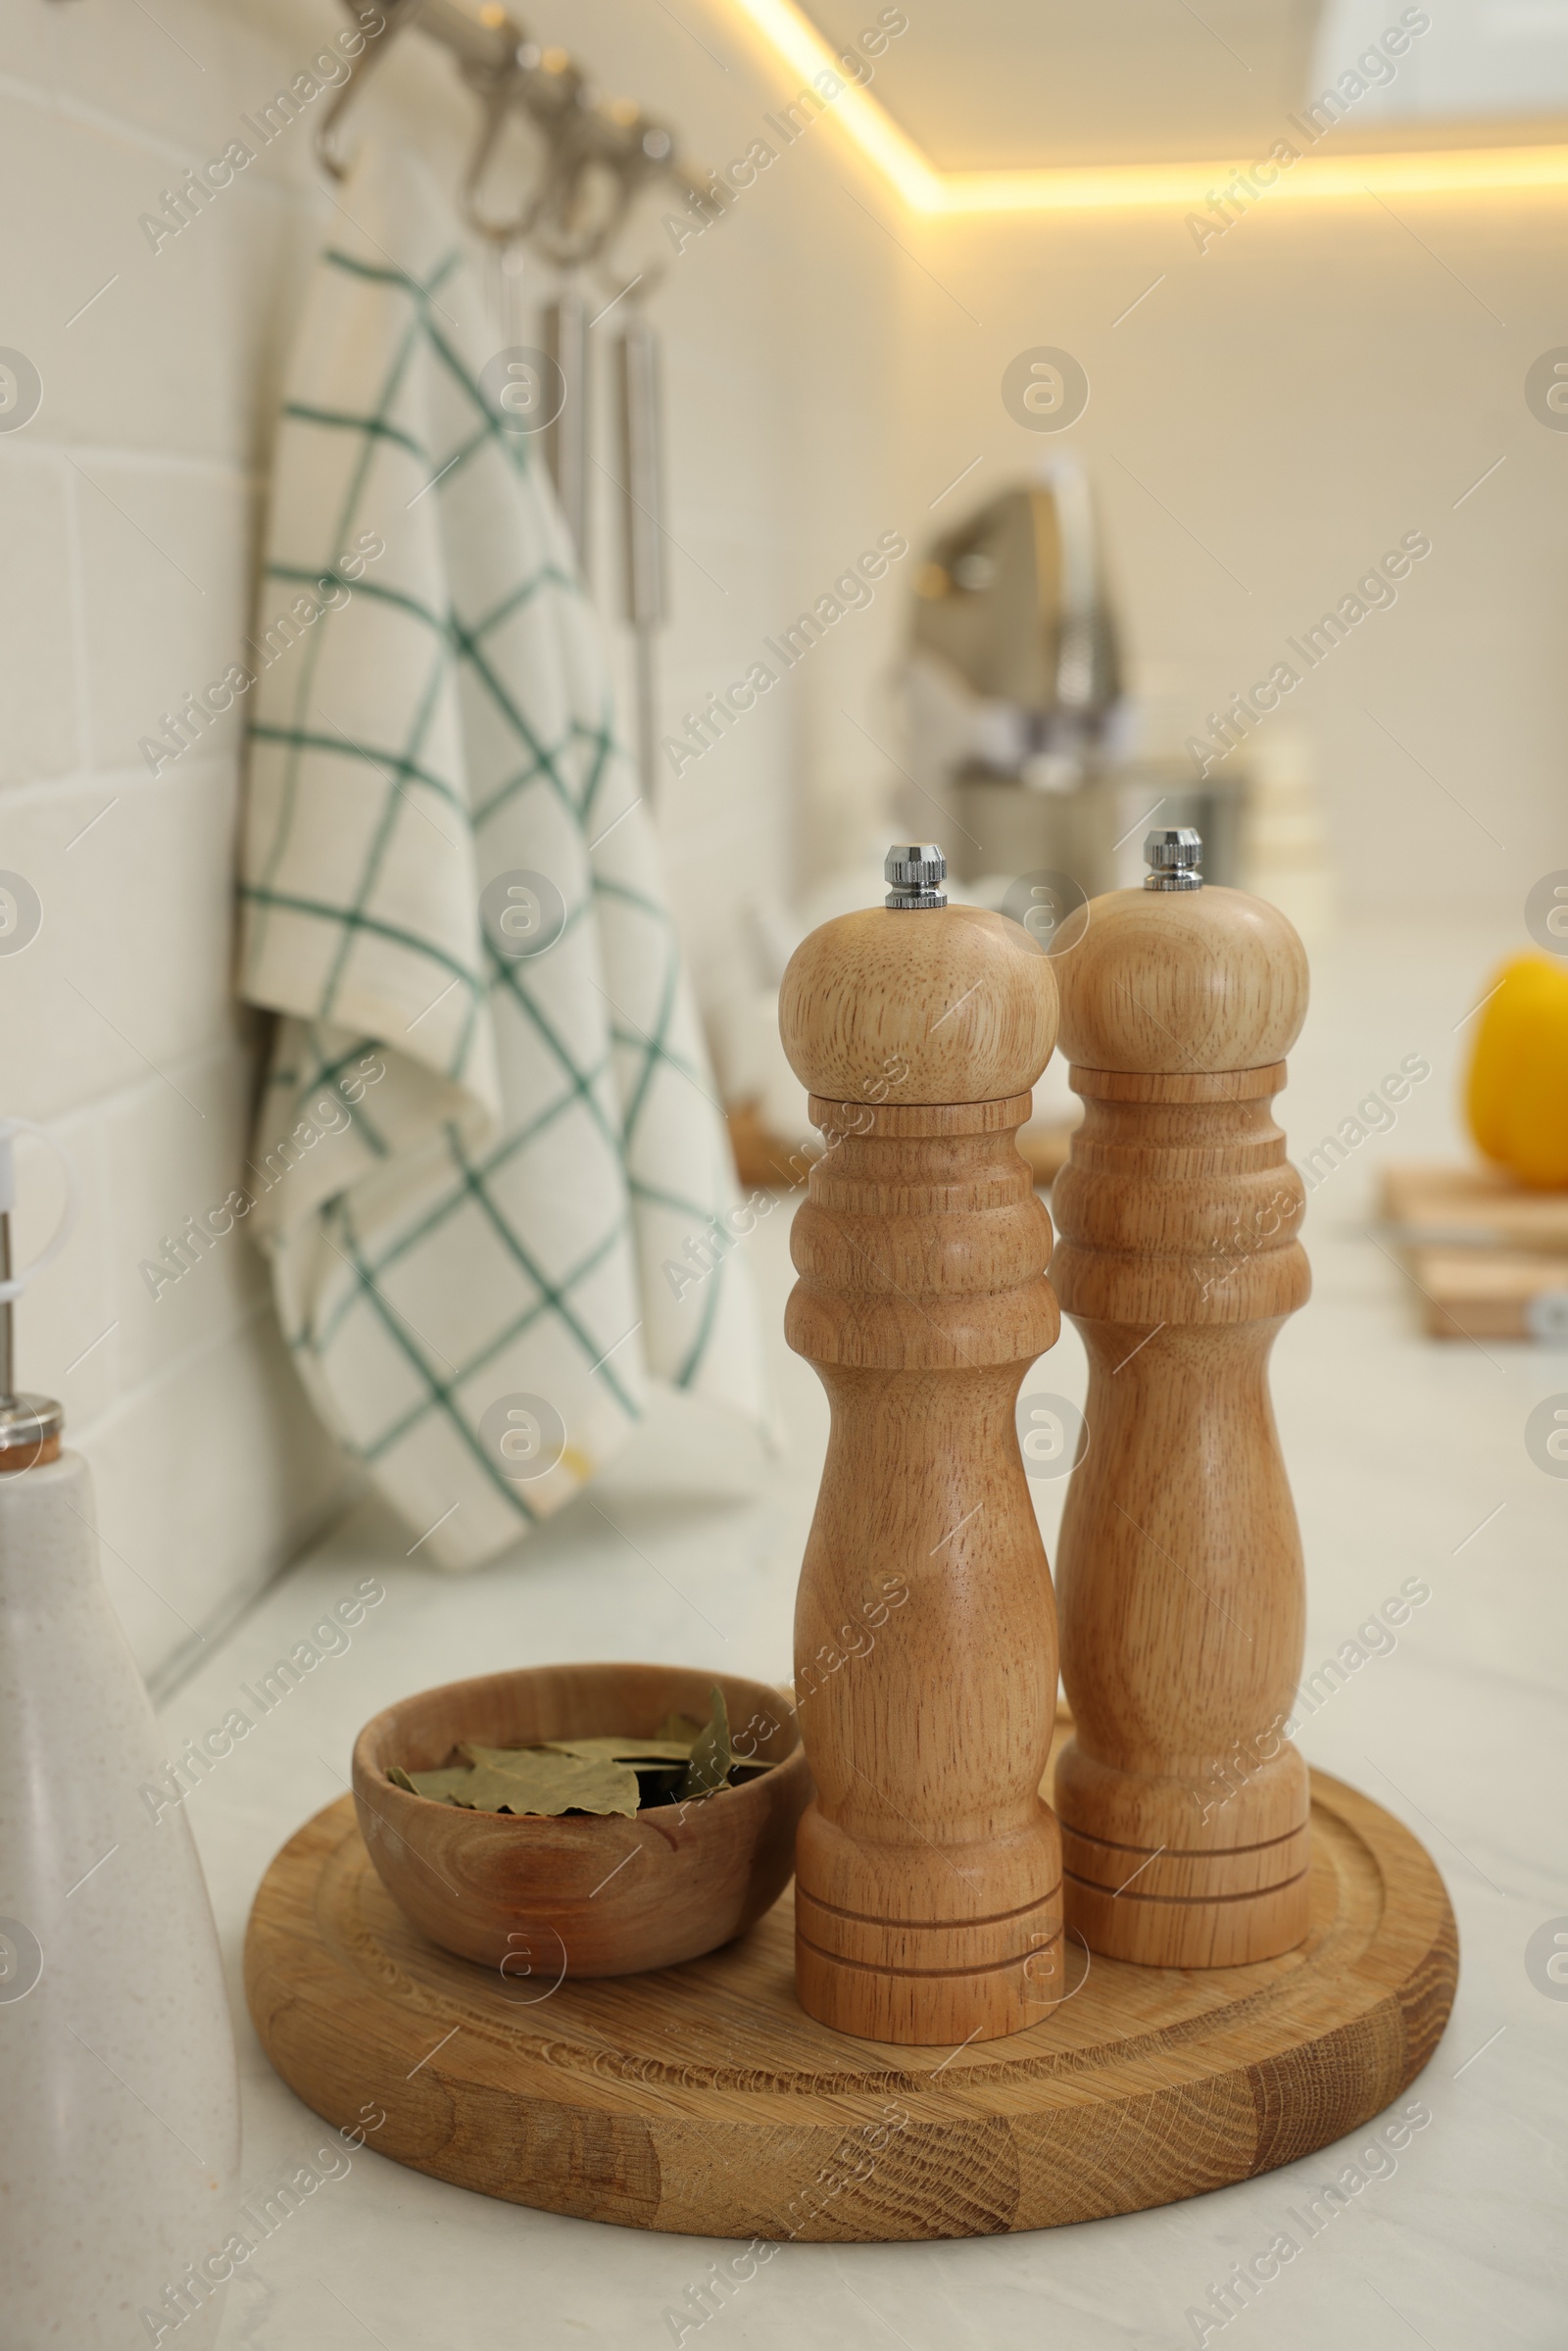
[392, 1758, 491, 1805]
[534, 1736, 696, 1765]
[459, 1746, 641, 1818]
[397, 1747, 640, 1817]
[389, 1699, 772, 1816]
[678, 1686, 732, 1801]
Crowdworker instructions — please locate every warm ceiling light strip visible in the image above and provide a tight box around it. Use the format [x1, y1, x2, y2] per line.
[937, 141, 1568, 212]
[723, 0, 944, 205]
[722, 0, 1568, 211]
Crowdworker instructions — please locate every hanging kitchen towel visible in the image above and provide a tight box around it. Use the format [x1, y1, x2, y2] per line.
[237, 140, 771, 1570]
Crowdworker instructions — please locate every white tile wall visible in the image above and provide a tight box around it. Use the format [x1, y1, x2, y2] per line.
[0, 0, 910, 1681]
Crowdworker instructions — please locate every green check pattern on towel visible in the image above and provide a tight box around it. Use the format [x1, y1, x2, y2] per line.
[238, 144, 769, 1570]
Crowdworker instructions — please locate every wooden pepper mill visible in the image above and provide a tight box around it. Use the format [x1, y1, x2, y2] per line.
[1051, 827, 1312, 1967]
[778, 845, 1064, 2043]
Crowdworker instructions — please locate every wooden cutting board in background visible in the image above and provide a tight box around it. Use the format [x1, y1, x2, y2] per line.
[1380, 1164, 1568, 1251]
[1379, 1165, 1568, 1341]
[1407, 1248, 1568, 1343]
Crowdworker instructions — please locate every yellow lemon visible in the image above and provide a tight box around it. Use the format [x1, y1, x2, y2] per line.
[1466, 954, 1568, 1188]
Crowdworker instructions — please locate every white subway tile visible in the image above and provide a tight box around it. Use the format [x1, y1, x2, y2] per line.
[0, 453, 79, 782]
[79, 1311, 354, 1680]
[104, 1050, 270, 1394]
[0, 93, 236, 464]
[0, 764, 249, 1121]
[74, 454, 253, 774]
[28, 0, 239, 160]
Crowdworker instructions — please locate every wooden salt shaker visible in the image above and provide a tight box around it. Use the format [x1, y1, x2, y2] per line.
[778, 846, 1065, 2043]
[1051, 828, 1312, 1966]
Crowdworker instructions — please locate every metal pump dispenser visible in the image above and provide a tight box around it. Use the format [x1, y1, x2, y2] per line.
[0, 1120, 70, 1471]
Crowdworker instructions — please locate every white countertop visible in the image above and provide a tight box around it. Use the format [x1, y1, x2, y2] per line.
[168, 923, 1568, 2351]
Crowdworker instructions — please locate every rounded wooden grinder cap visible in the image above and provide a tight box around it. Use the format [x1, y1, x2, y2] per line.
[778, 848, 1067, 2043]
[1050, 831, 1314, 1966]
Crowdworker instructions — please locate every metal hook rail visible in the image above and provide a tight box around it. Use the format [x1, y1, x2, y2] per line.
[318, 0, 707, 265]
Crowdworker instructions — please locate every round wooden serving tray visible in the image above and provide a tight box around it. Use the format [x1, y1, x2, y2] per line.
[244, 1755, 1456, 2241]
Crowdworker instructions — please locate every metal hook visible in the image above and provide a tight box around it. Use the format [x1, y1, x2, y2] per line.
[463, 43, 697, 273]
[460, 41, 585, 244]
[316, 0, 431, 182]
[529, 107, 683, 272]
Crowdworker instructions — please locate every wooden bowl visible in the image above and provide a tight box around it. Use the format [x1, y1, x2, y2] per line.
[351, 1662, 809, 1980]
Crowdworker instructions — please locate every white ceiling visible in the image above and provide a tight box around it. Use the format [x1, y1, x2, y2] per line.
[799, 0, 1568, 167]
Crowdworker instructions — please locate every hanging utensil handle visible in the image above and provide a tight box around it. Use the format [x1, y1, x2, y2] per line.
[542, 285, 591, 570]
[616, 310, 666, 809]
